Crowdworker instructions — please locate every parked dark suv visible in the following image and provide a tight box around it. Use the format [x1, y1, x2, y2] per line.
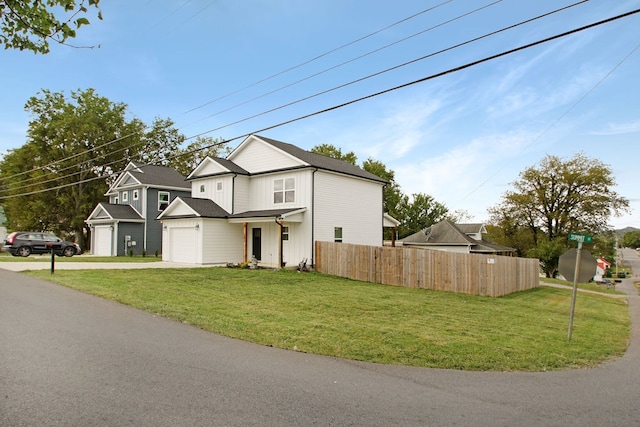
[2, 232, 81, 257]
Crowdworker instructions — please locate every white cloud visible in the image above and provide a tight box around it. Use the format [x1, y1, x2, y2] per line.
[392, 130, 535, 221]
[592, 120, 640, 136]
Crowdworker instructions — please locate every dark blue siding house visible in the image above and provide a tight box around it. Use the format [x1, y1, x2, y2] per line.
[85, 162, 190, 256]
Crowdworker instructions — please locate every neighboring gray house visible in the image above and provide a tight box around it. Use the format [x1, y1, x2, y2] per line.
[86, 162, 190, 256]
[400, 220, 515, 255]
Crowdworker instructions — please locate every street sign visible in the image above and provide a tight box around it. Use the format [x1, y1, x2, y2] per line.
[558, 248, 597, 283]
[569, 233, 593, 243]
[559, 246, 598, 341]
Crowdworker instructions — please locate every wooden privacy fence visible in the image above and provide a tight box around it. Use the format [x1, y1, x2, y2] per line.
[315, 241, 539, 297]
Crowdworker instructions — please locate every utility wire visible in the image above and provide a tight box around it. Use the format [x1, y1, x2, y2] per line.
[2, 7, 637, 200]
[183, 0, 455, 114]
[461, 38, 640, 201]
[189, 0, 504, 126]
[0, 0, 459, 186]
[177, 1, 591, 139]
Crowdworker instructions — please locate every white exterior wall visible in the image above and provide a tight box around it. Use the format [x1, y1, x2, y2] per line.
[247, 170, 311, 211]
[313, 171, 383, 246]
[162, 218, 245, 265]
[233, 175, 250, 214]
[243, 170, 314, 267]
[231, 137, 304, 173]
[191, 176, 234, 213]
[201, 220, 244, 264]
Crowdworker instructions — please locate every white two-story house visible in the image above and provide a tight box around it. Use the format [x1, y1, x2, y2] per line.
[157, 134, 391, 267]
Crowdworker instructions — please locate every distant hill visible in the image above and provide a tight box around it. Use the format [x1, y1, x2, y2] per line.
[614, 227, 639, 239]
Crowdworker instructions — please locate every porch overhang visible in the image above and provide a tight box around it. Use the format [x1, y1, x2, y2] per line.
[227, 207, 306, 224]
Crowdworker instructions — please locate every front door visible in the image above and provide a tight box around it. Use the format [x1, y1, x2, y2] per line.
[252, 228, 262, 261]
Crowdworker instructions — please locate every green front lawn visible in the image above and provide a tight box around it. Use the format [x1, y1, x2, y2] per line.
[27, 268, 630, 372]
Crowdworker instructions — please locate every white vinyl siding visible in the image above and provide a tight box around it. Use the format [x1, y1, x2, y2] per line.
[230, 136, 304, 173]
[247, 171, 310, 211]
[191, 176, 234, 213]
[201, 221, 243, 264]
[162, 219, 244, 265]
[313, 171, 383, 246]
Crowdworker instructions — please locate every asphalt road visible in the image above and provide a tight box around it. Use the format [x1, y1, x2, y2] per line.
[1, 249, 639, 426]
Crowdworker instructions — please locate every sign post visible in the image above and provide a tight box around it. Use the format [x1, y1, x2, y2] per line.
[564, 234, 593, 341]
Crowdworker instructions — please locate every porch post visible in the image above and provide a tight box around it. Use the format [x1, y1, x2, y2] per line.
[243, 222, 248, 264]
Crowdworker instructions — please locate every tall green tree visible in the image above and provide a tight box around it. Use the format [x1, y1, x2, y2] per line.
[1, 0, 102, 54]
[310, 144, 357, 165]
[527, 237, 567, 278]
[396, 192, 451, 238]
[622, 230, 640, 249]
[489, 153, 628, 242]
[0, 88, 184, 249]
[488, 153, 629, 275]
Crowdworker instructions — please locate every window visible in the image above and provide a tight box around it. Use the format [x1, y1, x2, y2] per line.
[122, 191, 128, 202]
[334, 227, 343, 243]
[200, 184, 206, 193]
[133, 190, 139, 200]
[216, 181, 223, 191]
[114, 197, 119, 204]
[282, 226, 289, 241]
[274, 177, 295, 204]
[158, 191, 170, 211]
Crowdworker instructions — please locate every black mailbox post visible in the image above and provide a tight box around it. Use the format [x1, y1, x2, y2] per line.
[46, 243, 62, 274]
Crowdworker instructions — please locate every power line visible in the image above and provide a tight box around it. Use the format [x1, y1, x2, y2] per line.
[2, 6, 637, 200]
[461, 38, 640, 202]
[183, 0, 455, 114]
[0, 1, 460, 187]
[188, 0, 504, 126]
[178, 1, 591, 139]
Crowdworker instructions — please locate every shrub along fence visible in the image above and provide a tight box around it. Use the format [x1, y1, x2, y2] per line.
[315, 241, 539, 297]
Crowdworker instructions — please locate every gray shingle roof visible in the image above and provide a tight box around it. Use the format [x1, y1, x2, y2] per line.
[98, 203, 143, 220]
[256, 136, 388, 184]
[128, 162, 190, 189]
[167, 197, 229, 218]
[210, 157, 249, 175]
[401, 220, 515, 254]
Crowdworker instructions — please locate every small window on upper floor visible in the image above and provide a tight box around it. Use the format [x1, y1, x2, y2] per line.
[133, 189, 139, 200]
[200, 184, 206, 193]
[216, 181, 223, 192]
[122, 191, 128, 202]
[114, 197, 119, 205]
[158, 191, 170, 211]
[274, 177, 295, 204]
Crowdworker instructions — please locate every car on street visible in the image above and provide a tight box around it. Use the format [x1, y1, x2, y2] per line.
[2, 231, 82, 257]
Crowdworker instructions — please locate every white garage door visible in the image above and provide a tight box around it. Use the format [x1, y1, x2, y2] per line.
[169, 227, 197, 263]
[93, 226, 113, 256]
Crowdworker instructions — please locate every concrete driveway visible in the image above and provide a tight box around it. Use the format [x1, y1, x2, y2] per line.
[1, 249, 639, 426]
[0, 258, 213, 271]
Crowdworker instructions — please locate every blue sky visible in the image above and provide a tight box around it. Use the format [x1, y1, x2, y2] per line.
[2, 0, 639, 230]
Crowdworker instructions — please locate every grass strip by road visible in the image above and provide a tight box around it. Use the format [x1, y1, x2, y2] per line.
[27, 268, 629, 372]
[0, 253, 161, 263]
